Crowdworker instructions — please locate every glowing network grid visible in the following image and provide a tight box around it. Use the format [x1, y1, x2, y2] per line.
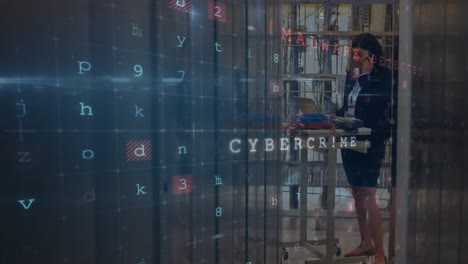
[4, 0, 282, 263]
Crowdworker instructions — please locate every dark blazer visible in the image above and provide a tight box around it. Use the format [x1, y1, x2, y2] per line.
[336, 65, 392, 145]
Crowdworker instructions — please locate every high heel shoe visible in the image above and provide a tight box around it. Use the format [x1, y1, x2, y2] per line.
[374, 254, 387, 264]
[343, 243, 375, 257]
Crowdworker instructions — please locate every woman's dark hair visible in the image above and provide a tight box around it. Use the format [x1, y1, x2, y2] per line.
[351, 35, 361, 48]
[356, 33, 384, 62]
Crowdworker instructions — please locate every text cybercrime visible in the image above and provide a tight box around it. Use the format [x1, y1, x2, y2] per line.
[229, 136, 358, 153]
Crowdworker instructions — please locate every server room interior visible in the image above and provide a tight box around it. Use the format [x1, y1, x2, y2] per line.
[281, 1, 467, 264]
[279, 3, 399, 263]
[1, 0, 467, 264]
[280, 1, 468, 264]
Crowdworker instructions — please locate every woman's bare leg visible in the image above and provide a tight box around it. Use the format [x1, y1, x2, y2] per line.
[344, 186, 375, 257]
[361, 187, 385, 262]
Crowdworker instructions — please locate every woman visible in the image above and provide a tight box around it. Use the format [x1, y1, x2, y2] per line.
[336, 33, 391, 264]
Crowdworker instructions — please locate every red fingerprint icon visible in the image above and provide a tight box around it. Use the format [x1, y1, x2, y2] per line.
[169, 0, 192, 13]
[126, 140, 152, 161]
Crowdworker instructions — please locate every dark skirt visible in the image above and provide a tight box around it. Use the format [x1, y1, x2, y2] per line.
[341, 143, 385, 187]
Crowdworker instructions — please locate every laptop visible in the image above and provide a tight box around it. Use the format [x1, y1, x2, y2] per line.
[291, 96, 320, 114]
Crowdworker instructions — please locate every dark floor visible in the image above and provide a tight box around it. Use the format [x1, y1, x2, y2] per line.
[281, 187, 391, 263]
